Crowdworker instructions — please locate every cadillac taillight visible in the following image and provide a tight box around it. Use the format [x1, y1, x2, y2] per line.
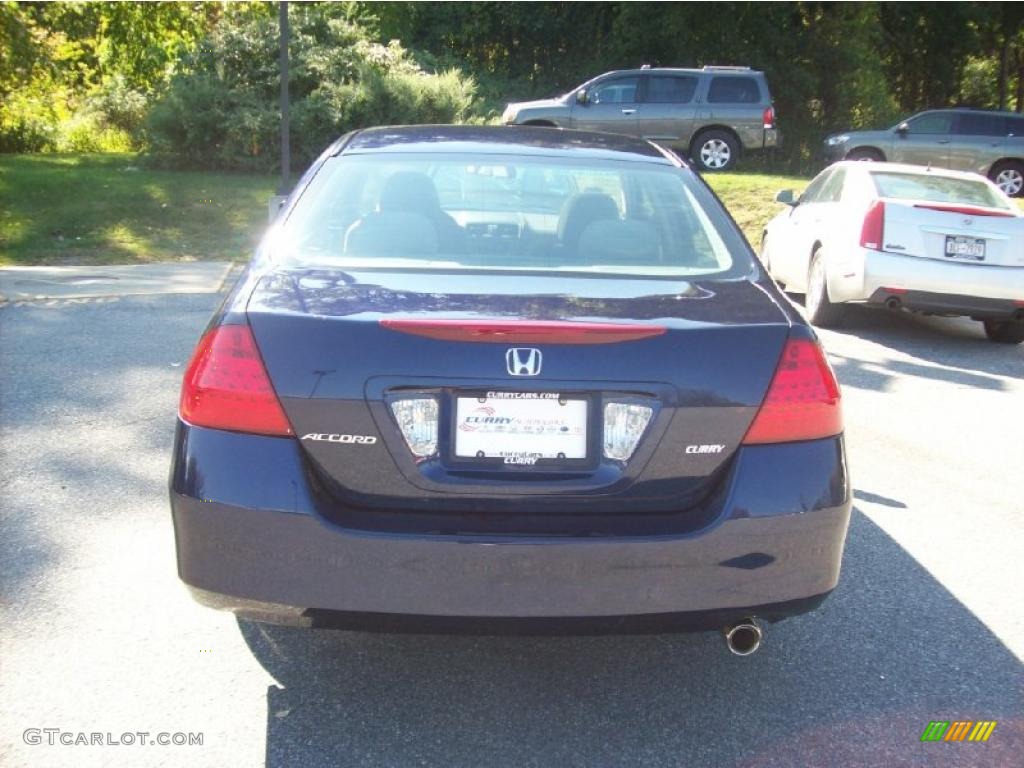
[859, 200, 885, 251]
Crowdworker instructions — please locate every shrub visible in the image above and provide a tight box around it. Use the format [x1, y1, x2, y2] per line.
[54, 110, 134, 153]
[145, 6, 477, 171]
[86, 74, 149, 134]
[0, 86, 61, 153]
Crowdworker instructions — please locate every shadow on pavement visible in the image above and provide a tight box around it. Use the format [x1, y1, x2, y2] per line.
[853, 489, 908, 509]
[829, 350, 1009, 393]
[239, 511, 1022, 767]
[826, 306, 1023, 383]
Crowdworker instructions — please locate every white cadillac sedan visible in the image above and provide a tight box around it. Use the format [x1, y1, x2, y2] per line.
[761, 161, 1024, 343]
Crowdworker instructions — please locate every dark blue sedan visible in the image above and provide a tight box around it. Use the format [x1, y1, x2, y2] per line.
[170, 126, 850, 655]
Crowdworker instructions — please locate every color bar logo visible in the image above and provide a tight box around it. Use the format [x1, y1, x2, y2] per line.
[921, 721, 997, 742]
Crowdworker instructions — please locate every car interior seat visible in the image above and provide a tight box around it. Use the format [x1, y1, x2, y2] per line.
[576, 219, 661, 265]
[378, 171, 463, 251]
[343, 211, 440, 258]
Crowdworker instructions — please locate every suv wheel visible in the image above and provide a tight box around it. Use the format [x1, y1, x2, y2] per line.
[982, 319, 1024, 344]
[805, 250, 845, 328]
[693, 130, 738, 172]
[846, 147, 884, 162]
[990, 161, 1024, 198]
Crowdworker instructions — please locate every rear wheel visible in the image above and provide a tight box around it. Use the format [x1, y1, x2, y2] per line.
[805, 250, 845, 328]
[845, 147, 884, 162]
[989, 161, 1024, 198]
[982, 319, 1024, 344]
[692, 130, 739, 172]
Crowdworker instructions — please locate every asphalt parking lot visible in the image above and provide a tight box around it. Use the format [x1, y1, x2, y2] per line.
[1, 277, 1021, 767]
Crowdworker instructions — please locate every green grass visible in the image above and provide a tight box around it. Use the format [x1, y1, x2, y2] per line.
[0, 153, 275, 266]
[704, 171, 812, 248]
[0, 154, 1020, 266]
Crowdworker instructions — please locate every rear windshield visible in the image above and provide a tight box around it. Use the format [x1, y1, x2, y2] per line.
[276, 153, 749, 277]
[870, 172, 1009, 209]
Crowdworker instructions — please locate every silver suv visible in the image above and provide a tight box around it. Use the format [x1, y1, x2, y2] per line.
[502, 66, 780, 172]
[823, 108, 1024, 197]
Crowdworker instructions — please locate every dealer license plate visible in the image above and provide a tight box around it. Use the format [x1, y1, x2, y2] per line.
[454, 392, 588, 463]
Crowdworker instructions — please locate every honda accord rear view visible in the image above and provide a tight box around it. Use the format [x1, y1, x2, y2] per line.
[169, 126, 851, 653]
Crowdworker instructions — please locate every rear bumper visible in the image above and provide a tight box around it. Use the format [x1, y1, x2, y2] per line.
[189, 586, 832, 633]
[738, 127, 781, 153]
[828, 247, 1024, 317]
[866, 288, 1024, 319]
[170, 423, 851, 629]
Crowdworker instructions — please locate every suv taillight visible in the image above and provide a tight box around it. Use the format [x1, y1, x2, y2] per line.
[762, 106, 775, 129]
[859, 200, 885, 251]
[179, 324, 292, 436]
[742, 338, 842, 444]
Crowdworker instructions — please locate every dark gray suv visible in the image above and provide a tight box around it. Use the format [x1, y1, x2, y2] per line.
[823, 108, 1024, 197]
[502, 66, 780, 172]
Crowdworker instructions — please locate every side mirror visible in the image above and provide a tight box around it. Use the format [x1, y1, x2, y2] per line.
[896, 122, 910, 136]
[268, 194, 287, 223]
[576, 89, 588, 105]
[775, 189, 798, 207]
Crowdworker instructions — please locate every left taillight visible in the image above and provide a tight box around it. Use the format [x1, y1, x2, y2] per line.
[859, 200, 885, 251]
[178, 324, 293, 436]
[762, 106, 775, 129]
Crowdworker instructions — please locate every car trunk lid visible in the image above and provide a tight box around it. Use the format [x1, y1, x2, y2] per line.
[879, 199, 1024, 268]
[245, 267, 794, 513]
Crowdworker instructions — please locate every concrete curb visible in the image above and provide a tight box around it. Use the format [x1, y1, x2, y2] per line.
[0, 262, 236, 303]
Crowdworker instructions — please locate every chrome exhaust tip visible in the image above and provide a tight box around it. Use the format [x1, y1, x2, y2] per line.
[724, 619, 763, 656]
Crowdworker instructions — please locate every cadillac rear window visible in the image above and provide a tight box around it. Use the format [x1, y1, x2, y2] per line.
[276, 153, 745, 277]
[870, 172, 1009, 209]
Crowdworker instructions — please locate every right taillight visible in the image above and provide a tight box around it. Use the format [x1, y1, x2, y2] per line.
[762, 106, 775, 129]
[742, 338, 842, 445]
[859, 200, 885, 251]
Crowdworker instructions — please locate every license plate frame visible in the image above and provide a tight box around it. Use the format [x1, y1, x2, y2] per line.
[944, 235, 986, 261]
[449, 390, 594, 470]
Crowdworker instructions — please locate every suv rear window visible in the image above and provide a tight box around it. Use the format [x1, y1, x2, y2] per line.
[278, 154, 748, 277]
[870, 172, 1010, 209]
[706, 76, 761, 104]
[646, 75, 697, 104]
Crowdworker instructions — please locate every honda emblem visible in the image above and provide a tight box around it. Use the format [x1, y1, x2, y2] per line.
[506, 348, 542, 376]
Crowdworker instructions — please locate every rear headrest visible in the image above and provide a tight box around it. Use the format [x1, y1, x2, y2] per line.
[379, 172, 443, 217]
[344, 212, 439, 257]
[558, 192, 619, 251]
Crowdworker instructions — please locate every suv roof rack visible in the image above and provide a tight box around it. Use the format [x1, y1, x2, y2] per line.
[701, 65, 752, 71]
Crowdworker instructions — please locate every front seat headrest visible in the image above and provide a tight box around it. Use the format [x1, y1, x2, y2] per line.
[379, 172, 444, 217]
[558, 192, 620, 253]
